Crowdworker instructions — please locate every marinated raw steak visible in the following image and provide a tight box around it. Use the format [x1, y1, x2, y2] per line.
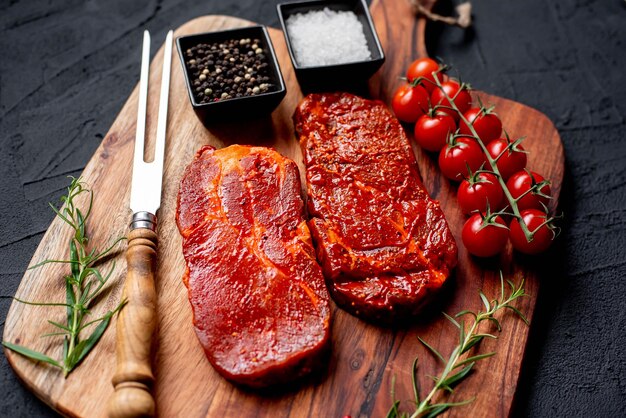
[294, 93, 458, 321]
[176, 145, 331, 387]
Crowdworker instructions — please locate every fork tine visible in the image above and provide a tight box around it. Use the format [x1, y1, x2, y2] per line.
[129, 30, 172, 214]
[153, 30, 173, 173]
[134, 30, 151, 166]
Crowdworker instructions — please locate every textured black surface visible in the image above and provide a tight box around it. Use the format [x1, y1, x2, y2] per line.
[1, 0, 624, 417]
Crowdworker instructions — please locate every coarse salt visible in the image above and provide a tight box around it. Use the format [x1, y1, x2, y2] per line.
[286, 8, 372, 67]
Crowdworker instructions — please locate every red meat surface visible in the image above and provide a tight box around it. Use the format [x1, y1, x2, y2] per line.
[176, 145, 331, 387]
[294, 93, 458, 321]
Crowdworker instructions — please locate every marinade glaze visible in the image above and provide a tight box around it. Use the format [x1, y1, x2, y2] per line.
[294, 93, 458, 321]
[176, 145, 330, 387]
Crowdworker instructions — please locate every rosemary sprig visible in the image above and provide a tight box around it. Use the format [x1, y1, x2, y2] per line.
[3, 177, 126, 377]
[387, 274, 528, 418]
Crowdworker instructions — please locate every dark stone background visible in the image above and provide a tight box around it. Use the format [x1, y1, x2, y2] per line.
[1, 0, 624, 416]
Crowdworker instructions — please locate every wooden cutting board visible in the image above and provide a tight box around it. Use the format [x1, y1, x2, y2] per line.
[3, 0, 564, 416]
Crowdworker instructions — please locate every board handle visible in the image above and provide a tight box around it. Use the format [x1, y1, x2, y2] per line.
[109, 228, 158, 418]
[369, 0, 437, 59]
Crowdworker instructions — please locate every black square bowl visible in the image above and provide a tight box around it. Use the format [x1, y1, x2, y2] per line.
[176, 25, 286, 125]
[277, 0, 385, 92]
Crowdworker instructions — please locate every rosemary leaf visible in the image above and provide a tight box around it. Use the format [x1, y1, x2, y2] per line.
[13, 297, 71, 308]
[505, 278, 516, 293]
[81, 281, 95, 305]
[27, 259, 73, 270]
[418, 337, 445, 364]
[422, 404, 448, 418]
[93, 237, 127, 262]
[47, 320, 72, 332]
[460, 334, 483, 354]
[411, 357, 421, 404]
[76, 208, 86, 238]
[66, 280, 76, 333]
[441, 312, 461, 329]
[85, 267, 105, 285]
[40, 332, 70, 338]
[479, 291, 491, 312]
[386, 400, 402, 418]
[458, 320, 466, 348]
[421, 397, 476, 418]
[502, 305, 530, 325]
[66, 339, 90, 371]
[69, 239, 80, 277]
[2, 342, 61, 368]
[48, 202, 73, 230]
[473, 332, 497, 340]
[485, 316, 502, 331]
[454, 309, 477, 320]
[2, 177, 125, 377]
[77, 301, 126, 333]
[440, 362, 474, 388]
[62, 337, 69, 361]
[456, 352, 496, 368]
[389, 274, 528, 417]
[73, 313, 111, 367]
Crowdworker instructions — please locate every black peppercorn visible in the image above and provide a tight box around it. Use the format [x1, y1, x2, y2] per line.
[185, 36, 277, 103]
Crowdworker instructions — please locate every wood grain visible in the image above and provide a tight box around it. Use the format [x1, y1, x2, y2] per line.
[3, 2, 564, 417]
[109, 228, 158, 418]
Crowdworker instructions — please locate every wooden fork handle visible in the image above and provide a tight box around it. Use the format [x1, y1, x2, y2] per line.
[109, 228, 158, 418]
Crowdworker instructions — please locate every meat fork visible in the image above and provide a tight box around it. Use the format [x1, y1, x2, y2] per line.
[108, 29, 173, 418]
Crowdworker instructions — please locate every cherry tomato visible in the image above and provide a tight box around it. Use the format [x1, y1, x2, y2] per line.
[438, 138, 485, 181]
[462, 213, 509, 257]
[506, 171, 551, 211]
[407, 57, 441, 93]
[458, 173, 504, 215]
[414, 111, 457, 152]
[392, 83, 429, 123]
[510, 209, 554, 254]
[486, 138, 527, 181]
[430, 80, 472, 120]
[459, 108, 502, 144]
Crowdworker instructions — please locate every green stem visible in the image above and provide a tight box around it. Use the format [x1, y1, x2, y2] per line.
[65, 200, 89, 376]
[65, 208, 89, 376]
[65, 286, 82, 376]
[412, 318, 480, 417]
[4, 177, 125, 378]
[408, 281, 526, 417]
[436, 79, 535, 242]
